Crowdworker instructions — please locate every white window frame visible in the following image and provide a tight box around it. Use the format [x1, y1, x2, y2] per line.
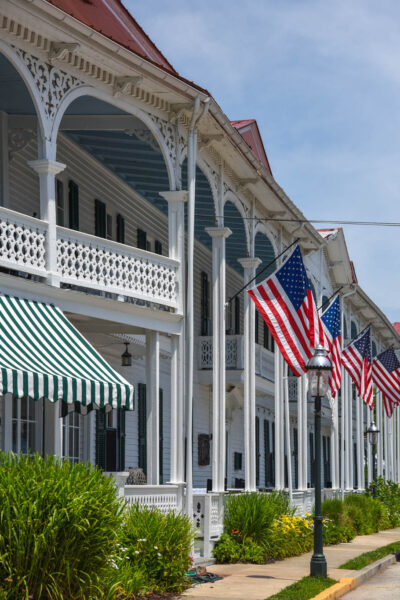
[62, 408, 82, 464]
[11, 396, 41, 454]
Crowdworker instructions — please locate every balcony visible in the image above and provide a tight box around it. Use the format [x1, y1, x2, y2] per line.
[198, 335, 275, 383]
[0, 207, 179, 310]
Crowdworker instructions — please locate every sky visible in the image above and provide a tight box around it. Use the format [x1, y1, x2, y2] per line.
[127, 0, 400, 323]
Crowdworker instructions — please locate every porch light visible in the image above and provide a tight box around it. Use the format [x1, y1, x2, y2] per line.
[366, 421, 380, 446]
[121, 343, 132, 367]
[305, 346, 332, 579]
[306, 346, 332, 398]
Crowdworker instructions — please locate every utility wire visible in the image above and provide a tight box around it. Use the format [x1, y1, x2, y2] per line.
[228, 238, 299, 303]
[191, 212, 400, 227]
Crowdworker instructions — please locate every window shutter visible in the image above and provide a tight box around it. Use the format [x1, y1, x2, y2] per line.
[138, 383, 147, 475]
[116, 214, 125, 244]
[137, 228, 147, 250]
[159, 388, 163, 483]
[293, 428, 298, 488]
[234, 296, 241, 335]
[264, 419, 270, 487]
[56, 179, 64, 226]
[201, 271, 209, 336]
[68, 180, 79, 231]
[155, 240, 162, 255]
[255, 311, 259, 344]
[271, 422, 276, 487]
[95, 408, 107, 470]
[117, 408, 126, 471]
[256, 416, 260, 487]
[95, 199, 106, 238]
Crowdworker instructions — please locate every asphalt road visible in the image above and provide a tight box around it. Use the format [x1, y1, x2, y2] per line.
[344, 563, 400, 599]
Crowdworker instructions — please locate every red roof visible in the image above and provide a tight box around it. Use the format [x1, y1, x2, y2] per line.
[231, 119, 272, 175]
[46, 0, 177, 74]
[394, 323, 400, 335]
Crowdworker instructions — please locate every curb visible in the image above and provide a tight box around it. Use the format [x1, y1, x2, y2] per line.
[311, 553, 396, 600]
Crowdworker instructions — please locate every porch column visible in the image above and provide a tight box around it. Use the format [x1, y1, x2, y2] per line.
[0, 111, 9, 206]
[376, 391, 383, 477]
[28, 159, 66, 287]
[366, 407, 372, 485]
[160, 191, 187, 484]
[331, 395, 339, 489]
[297, 375, 304, 489]
[356, 395, 362, 489]
[274, 351, 284, 489]
[206, 227, 232, 492]
[146, 331, 160, 485]
[238, 257, 261, 492]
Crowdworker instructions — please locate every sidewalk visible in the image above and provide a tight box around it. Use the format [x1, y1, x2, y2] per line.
[182, 527, 400, 600]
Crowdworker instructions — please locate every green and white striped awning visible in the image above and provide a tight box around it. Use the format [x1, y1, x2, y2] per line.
[0, 295, 134, 409]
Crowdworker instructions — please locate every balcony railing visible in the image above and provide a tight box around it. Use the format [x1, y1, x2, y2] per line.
[198, 335, 274, 381]
[0, 207, 179, 309]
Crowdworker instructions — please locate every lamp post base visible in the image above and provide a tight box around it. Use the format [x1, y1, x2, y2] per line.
[310, 554, 327, 578]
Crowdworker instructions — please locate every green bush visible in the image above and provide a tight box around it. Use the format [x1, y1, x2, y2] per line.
[343, 494, 387, 534]
[0, 452, 123, 600]
[365, 477, 400, 528]
[213, 533, 265, 563]
[117, 504, 196, 594]
[223, 491, 292, 548]
[267, 514, 313, 560]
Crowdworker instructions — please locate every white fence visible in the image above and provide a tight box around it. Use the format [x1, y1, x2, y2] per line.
[0, 207, 179, 309]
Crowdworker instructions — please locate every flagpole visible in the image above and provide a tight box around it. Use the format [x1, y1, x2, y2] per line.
[228, 237, 300, 304]
[318, 287, 343, 312]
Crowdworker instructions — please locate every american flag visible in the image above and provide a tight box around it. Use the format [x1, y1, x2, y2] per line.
[321, 295, 341, 398]
[342, 327, 373, 408]
[372, 348, 400, 418]
[248, 244, 326, 377]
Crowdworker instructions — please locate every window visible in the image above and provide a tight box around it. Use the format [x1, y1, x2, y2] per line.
[256, 416, 260, 487]
[159, 389, 163, 483]
[293, 428, 298, 488]
[372, 341, 377, 358]
[106, 214, 113, 240]
[154, 240, 162, 255]
[12, 396, 37, 454]
[95, 199, 107, 238]
[68, 180, 79, 231]
[56, 179, 64, 226]
[234, 452, 242, 471]
[62, 410, 81, 464]
[138, 383, 147, 475]
[264, 419, 274, 487]
[263, 322, 275, 352]
[351, 320, 358, 340]
[116, 214, 125, 244]
[137, 228, 147, 250]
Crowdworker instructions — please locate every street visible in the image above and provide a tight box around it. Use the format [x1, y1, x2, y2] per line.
[344, 563, 400, 599]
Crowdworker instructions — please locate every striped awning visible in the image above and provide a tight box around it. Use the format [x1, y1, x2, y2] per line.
[0, 295, 134, 409]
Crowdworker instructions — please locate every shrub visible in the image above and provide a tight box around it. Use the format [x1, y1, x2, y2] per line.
[365, 477, 400, 528]
[0, 452, 123, 600]
[118, 504, 196, 594]
[343, 494, 387, 534]
[322, 498, 356, 544]
[223, 491, 293, 548]
[213, 534, 265, 564]
[267, 514, 313, 560]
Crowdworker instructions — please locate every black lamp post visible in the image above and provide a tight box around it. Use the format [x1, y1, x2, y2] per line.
[306, 346, 332, 578]
[366, 421, 379, 498]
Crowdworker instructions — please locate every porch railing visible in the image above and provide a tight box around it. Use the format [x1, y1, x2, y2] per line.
[198, 335, 274, 381]
[122, 484, 184, 513]
[0, 207, 179, 309]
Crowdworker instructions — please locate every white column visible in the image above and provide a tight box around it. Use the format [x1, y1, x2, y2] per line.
[28, 159, 65, 286]
[0, 111, 9, 207]
[207, 227, 232, 492]
[366, 407, 372, 486]
[238, 257, 261, 491]
[275, 352, 284, 489]
[297, 375, 304, 489]
[160, 191, 187, 484]
[146, 331, 160, 485]
[331, 396, 339, 489]
[356, 397, 362, 489]
[302, 376, 309, 489]
[377, 392, 383, 476]
[340, 376, 345, 493]
[345, 374, 353, 489]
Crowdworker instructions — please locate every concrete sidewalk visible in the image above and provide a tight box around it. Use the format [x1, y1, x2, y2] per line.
[183, 526, 400, 600]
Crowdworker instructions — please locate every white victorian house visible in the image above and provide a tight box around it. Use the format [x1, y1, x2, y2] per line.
[0, 0, 399, 560]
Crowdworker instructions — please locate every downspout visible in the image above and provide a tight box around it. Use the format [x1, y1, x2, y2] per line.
[340, 286, 356, 499]
[186, 96, 210, 518]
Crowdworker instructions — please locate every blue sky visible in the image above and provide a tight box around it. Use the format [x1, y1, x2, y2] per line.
[127, 0, 400, 323]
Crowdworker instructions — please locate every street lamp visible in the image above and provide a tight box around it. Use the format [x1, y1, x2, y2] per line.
[366, 421, 380, 497]
[306, 346, 332, 578]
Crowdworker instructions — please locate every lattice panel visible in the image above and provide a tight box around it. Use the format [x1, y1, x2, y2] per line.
[0, 211, 47, 274]
[226, 337, 238, 368]
[57, 231, 178, 307]
[124, 493, 178, 513]
[210, 495, 223, 536]
[200, 338, 213, 368]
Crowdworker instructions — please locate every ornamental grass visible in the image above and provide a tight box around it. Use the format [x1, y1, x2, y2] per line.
[0, 452, 123, 600]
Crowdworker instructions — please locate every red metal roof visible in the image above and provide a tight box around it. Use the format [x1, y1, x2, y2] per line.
[394, 323, 400, 335]
[45, 0, 177, 74]
[231, 119, 272, 175]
